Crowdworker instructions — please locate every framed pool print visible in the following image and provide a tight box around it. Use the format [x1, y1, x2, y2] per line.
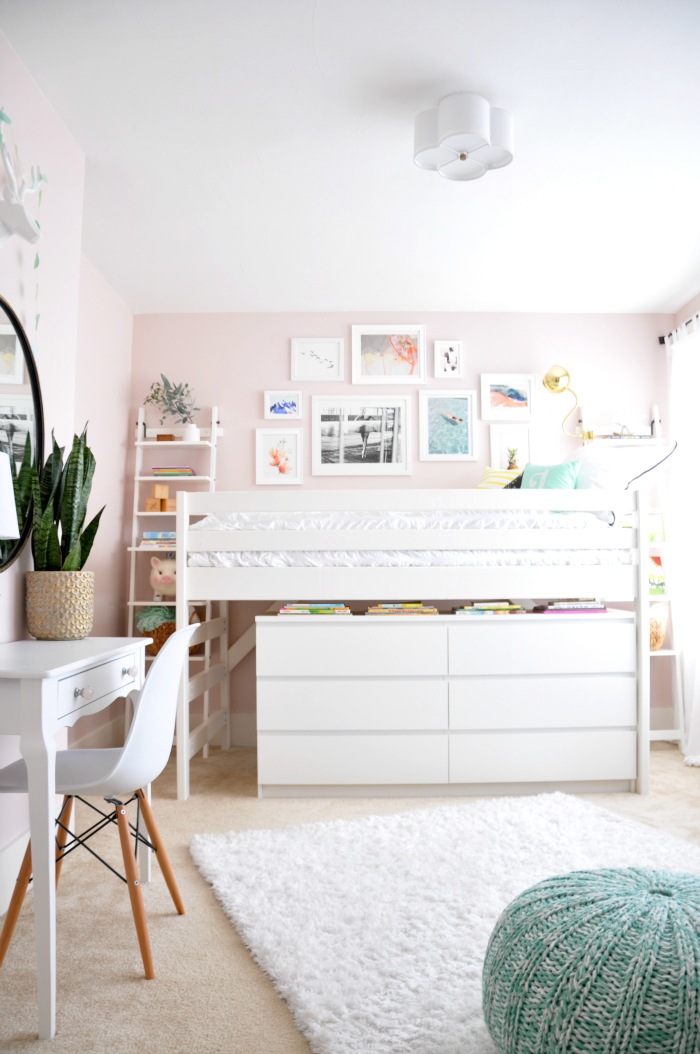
[351, 324, 426, 384]
[255, 428, 303, 484]
[480, 374, 535, 420]
[489, 424, 531, 472]
[264, 390, 302, 419]
[419, 389, 477, 461]
[434, 340, 464, 378]
[312, 395, 411, 475]
[291, 338, 344, 381]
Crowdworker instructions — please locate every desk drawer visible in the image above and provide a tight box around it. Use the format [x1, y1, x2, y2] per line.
[58, 653, 137, 720]
[257, 623, 448, 677]
[449, 729, 637, 783]
[258, 733, 448, 784]
[257, 679, 448, 731]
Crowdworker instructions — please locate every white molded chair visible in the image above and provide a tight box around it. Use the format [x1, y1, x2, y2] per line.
[0, 624, 197, 979]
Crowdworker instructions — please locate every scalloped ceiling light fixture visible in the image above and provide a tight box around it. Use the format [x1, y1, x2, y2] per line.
[414, 92, 514, 181]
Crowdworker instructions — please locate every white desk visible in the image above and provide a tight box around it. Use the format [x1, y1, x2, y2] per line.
[0, 637, 149, 1041]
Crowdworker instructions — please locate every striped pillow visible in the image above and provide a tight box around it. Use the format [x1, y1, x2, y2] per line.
[476, 468, 522, 489]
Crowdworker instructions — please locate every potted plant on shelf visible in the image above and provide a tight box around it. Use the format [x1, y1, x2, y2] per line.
[25, 426, 104, 640]
[144, 374, 201, 442]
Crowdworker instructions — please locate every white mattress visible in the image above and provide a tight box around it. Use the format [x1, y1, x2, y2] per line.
[187, 509, 630, 569]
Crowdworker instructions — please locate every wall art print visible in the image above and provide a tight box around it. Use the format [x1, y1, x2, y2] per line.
[480, 373, 535, 421]
[351, 325, 426, 384]
[255, 428, 303, 485]
[419, 389, 477, 461]
[291, 338, 344, 381]
[264, 390, 302, 419]
[434, 340, 464, 378]
[312, 395, 411, 475]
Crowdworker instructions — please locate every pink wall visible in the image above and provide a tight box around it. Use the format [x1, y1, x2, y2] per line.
[675, 289, 700, 327]
[131, 310, 673, 722]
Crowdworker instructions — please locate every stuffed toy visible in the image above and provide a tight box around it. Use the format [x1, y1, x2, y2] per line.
[150, 556, 176, 601]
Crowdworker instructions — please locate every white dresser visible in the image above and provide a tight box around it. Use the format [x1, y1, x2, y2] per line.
[255, 612, 638, 797]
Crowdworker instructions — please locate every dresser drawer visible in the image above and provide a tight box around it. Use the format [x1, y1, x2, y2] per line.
[449, 729, 637, 783]
[448, 621, 636, 676]
[449, 675, 637, 730]
[57, 653, 137, 720]
[257, 622, 448, 677]
[257, 679, 448, 731]
[258, 733, 448, 785]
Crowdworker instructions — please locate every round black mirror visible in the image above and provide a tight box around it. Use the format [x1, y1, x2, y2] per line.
[0, 294, 44, 571]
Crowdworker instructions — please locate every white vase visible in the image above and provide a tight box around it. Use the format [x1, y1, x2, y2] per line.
[182, 423, 200, 443]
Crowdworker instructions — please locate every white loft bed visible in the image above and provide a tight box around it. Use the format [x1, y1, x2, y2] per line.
[174, 488, 650, 801]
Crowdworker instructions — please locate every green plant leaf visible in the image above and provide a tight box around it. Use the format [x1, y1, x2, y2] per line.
[78, 506, 104, 569]
[33, 497, 55, 571]
[61, 538, 82, 571]
[40, 432, 63, 515]
[75, 440, 96, 537]
[14, 434, 34, 531]
[46, 523, 62, 570]
[60, 433, 85, 561]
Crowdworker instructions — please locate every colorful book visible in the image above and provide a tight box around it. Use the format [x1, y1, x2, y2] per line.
[143, 532, 176, 540]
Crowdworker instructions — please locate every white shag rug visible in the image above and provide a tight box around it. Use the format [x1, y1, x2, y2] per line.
[190, 794, 700, 1054]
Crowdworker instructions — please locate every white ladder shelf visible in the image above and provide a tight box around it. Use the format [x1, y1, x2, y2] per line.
[647, 505, 684, 744]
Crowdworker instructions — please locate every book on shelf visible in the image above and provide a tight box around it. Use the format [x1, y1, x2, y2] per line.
[533, 602, 607, 614]
[151, 466, 195, 476]
[365, 604, 439, 616]
[453, 604, 523, 615]
[143, 532, 176, 540]
[140, 542, 175, 549]
[279, 604, 351, 615]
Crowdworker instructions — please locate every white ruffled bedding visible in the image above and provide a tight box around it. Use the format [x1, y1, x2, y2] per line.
[187, 509, 629, 569]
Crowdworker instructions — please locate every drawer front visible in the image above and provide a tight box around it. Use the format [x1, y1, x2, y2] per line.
[257, 623, 448, 677]
[449, 729, 637, 783]
[448, 621, 636, 676]
[57, 653, 137, 720]
[449, 675, 637, 730]
[258, 733, 448, 784]
[257, 679, 448, 731]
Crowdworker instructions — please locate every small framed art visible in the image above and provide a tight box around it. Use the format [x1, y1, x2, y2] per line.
[419, 390, 477, 461]
[0, 324, 23, 384]
[351, 324, 426, 384]
[480, 374, 535, 420]
[291, 338, 344, 381]
[255, 428, 303, 484]
[264, 390, 302, 419]
[312, 395, 411, 475]
[434, 340, 464, 378]
[489, 424, 531, 472]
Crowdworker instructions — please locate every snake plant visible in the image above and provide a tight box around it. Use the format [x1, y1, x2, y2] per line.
[30, 425, 104, 571]
[0, 433, 34, 564]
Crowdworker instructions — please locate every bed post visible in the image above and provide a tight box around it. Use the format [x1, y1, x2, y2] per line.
[220, 601, 230, 750]
[635, 489, 650, 794]
[176, 490, 190, 801]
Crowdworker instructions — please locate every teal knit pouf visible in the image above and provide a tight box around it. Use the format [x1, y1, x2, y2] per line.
[483, 868, 700, 1054]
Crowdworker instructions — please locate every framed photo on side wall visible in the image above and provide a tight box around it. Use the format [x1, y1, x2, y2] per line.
[291, 338, 344, 381]
[264, 390, 302, 419]
[434, 340, 464, 378]
[0, 324, 23, 384]
[255, 428, 303, 484]
[312, 395, 411, 475]
[480, 374, 535, 421]
[489, 424, 531, 472]
[419, 390, 477, 461]
[351, 325, 426, 384]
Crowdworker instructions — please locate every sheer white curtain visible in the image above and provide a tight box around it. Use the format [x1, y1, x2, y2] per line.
[666, 318, 700, 761]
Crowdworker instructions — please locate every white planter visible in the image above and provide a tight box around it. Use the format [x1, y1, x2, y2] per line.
[182, 423, 200, 443]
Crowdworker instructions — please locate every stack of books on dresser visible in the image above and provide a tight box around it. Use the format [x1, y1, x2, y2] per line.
[534, 601, 607, 614]
[279, 603, 351, 615]
[453, 603, 524, 615]
[151, 466, 195, 476]
[140, 531, 176, 549]
[365, 603, 439, 616]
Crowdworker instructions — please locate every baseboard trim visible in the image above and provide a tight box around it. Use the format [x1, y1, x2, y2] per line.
[230, 712, 256, 747]
[0, 829, 30, 917]
[258, 779, 635, 798]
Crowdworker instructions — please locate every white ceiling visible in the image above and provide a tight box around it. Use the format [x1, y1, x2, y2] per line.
[1, 0, 699, 314]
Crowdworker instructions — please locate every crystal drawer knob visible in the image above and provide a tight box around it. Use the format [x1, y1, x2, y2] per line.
[122, 666, 138, 678]
[74, 685, 94, 701]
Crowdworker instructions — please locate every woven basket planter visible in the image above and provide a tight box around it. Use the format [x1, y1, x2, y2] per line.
[26, 571, 94, 641]
[143, 612, 201, 656]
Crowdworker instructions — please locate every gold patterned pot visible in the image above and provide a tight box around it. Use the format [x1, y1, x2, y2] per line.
[25, 571, 94, 640]
[649, 602, 668, 652]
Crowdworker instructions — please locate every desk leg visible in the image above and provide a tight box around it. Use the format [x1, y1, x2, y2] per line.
[20, 678, 57, 1041]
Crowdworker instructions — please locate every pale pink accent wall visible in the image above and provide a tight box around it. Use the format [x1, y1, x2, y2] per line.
[0, 31, 86, 851]
[675, 290, 700, 326]
[131, 310, 673, 718]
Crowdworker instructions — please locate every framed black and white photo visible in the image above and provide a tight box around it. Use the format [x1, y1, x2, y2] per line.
[419, 390, 477, 461]
[0, 324, 23, 384]
[264, 390, 302, 419]
[255, 428, 303, 485]
[312, 395, 411, 475]
[0, 392, 35, 469]
[480, 374, 535, 421]
[489, 424, 531, 472]
[351, 325, 426, 384]
[434, 340, 464, 378]
[291, 338, 344, 381]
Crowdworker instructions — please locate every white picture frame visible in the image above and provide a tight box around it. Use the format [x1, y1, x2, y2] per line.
[255, 428, 303, 485]
[419, 389, 477, 462]
[351, 324, 426, 384]
[434, 340, 464, 378]
[0, 324, 24, 384]
[291, 338, 344, 381]
[264, 390, 302, 419]
[312, 395, 411, 476]
[480, 373, 536, 421]
[489, 424, 531, 472]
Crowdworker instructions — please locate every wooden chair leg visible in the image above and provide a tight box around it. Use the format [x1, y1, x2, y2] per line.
[55, 795, 73, 888]
[115, 803, 154, 979]
[136, 789, 185, 915]
[0, 840, 32, 969]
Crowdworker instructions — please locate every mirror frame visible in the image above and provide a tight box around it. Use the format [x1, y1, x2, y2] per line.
[0, 293, 45, 572]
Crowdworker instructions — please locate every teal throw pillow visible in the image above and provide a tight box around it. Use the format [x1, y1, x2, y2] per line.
[520, 461, 580, 489]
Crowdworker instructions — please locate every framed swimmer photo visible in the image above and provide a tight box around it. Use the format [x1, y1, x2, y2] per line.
[419, 389, 477, 461]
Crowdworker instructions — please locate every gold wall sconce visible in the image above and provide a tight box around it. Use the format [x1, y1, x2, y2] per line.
[542, 365, 594, 440]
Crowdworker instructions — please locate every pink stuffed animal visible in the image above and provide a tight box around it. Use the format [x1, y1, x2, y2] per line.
[150, 556, 176, 601]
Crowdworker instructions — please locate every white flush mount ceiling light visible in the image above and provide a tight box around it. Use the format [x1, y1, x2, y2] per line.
[414, 92, 514, 181]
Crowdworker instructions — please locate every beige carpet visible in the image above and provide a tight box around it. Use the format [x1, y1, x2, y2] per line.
[1, 743, 699, 1053]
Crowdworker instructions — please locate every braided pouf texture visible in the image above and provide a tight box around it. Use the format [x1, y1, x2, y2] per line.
[483, 868, 700, 1054]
